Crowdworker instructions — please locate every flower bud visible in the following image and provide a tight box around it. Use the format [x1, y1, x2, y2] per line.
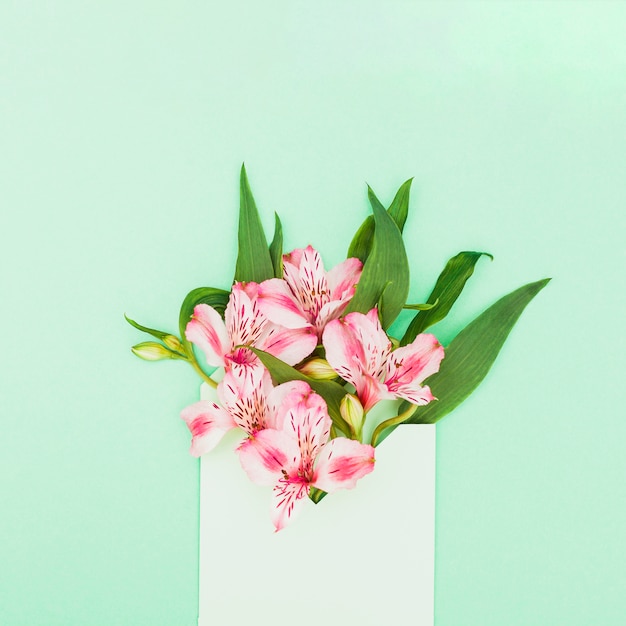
[340, 393, 365, 440]
[131, 341, 177, 361]
[163, 334, 184, 353]
[297, 358, 338, 381]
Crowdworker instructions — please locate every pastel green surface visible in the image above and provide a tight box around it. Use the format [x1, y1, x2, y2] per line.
[2, 2, 625, 625]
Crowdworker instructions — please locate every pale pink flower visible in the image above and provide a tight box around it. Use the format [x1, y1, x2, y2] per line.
[180, 366, 308, 458]
[185, 281, 317, 372]
[257, 245, 363, 339]
[322, 309, 445, 413]
[239, 384, 376, 531]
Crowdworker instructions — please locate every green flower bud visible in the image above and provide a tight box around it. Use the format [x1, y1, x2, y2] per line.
[163, 335, 184, 353]
[340, 393, 365, 440]
[131, 341, 177, 361]
[297, 358, 338, 381]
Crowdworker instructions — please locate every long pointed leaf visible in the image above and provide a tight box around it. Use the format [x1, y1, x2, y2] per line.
[413, 277, 550, 423]
[125, 314, 172, 341]
[401, 251, 492, 345]
[269, 212, 283, 278]
[387, 177, 413, 233]
[234, 165, 274, 283]
[344, 186, 410, 329]
[248, 348, 352, 435]
[376, 277, 550, 444]
[347, 178, 412, 263]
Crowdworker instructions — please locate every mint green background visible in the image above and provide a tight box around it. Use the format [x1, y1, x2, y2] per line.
[2, 2, 625, 624]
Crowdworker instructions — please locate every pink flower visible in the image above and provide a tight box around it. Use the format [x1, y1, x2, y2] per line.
[257, 245, 363, 339]
[238, 384, 376, 531]
[185, 282, 317, 372]
[180, 367, 309, 458]
[322, 309, 444, 412]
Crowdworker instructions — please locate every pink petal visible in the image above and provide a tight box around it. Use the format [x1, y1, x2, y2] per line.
[348, 309, 391, 376]
[315, 299, 349, 335]
[260, 323, 317, 366]
[353, 371, 392, 413]
[257, 278, 309, 329]
[267, 380, 312, 430]
[238, 281, 260, 301]
[388, 383, 435, 406]
[217, 366, 272, 434]
[180, 400, 236, 457]
[313, 438, 375, 493]
[237, 428, 301, 487]
[322, 317, 366, 386]
[283, 247, 305, 271]
[224, 283, 266, 347]
[281, 388, 332, 464]
[384, 334, 444, 391]
[326, 256, 363, 301]
[185, 304, 228, 368]
[281, 247, 306, 298]
[271, 479, 310, 532]
[294, 246, 330, 319]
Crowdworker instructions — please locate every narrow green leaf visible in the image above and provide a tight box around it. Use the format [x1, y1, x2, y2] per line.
[347, 216, 374, 264]
[234, 164, 275, 283]
[347, 178, 413, 263]
[386, 177, 413, 233]
[344, 186, 410, 329]
[401, 251, 492, 345]
[269, 212, 283, 278]
[421, 278, 551, 419]
[248, 348, 352, 435]
[124, 314, 172, 341]
[403, 299, 439, 311]
[178, 287, 230, 344]
[375, 278, 550, 444]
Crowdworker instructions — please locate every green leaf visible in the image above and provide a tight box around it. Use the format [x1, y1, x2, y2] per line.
[395, 278, 550, 436]
[347, 178, 413, 263]
[234, 164, 275, 283]
[401, 251, 492, 345]
[347, 216, 374, 264]
[375, 278, 550, 445]
[344, 186, 410, 329]
[403, 299, 439, 311]
[387, 177, 413, 233]
[269, 212, 283, 278]
[124, 314, 172, 341]
[178, 287, 230, 344]
[248, 348, 352, 435]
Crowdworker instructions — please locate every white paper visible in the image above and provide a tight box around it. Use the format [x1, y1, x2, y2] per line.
[198, 383, 435, 626]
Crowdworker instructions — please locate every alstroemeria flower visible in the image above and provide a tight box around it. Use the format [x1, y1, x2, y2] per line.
[185, 281, 317, 372]
[322, 308, 445, 412]
[180, 367, 308, 458]
[239, 384, 375, 531]
[257, 245, 363, 339]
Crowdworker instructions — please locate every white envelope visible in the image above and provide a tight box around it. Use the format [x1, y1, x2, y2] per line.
[198, 383, 435, 626]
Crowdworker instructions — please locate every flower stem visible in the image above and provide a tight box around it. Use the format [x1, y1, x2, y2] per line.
[190, 359, 218, 388]
[370, 403, 419, 447]
[184, 343, 217, 388]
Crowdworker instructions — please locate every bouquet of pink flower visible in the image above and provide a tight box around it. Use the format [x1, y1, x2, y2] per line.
[127, 166, 548, 531]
